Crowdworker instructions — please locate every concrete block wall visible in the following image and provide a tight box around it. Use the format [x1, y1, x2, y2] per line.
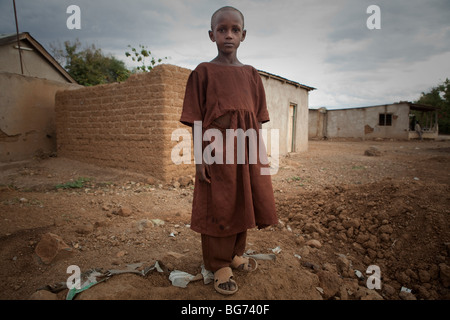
[55, 64, 193, 182]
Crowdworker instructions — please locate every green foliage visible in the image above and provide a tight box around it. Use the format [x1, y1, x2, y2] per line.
[415, 78, 450, 134]
[125, 44, 168, 72]
[55, 177, 92, 189]
[51, 39, 130, 86]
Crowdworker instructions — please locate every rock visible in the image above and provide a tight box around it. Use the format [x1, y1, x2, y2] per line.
[178, 176, 192, 187]
[75, 222, 94, 234]
[355, 286, 383, 300]
[151, 218, 165, 226]
[317, 270, 342, 299]
[298, 246, 310, 257]
[35, 233, 72, 264]
[146, 177, 157, 185]
[439, 263, 450, 287]
[380, 233, 390, 242]
[356, 233, 370, 244]
[29, 290, 59, 300]
[116, 250, 127, 258]
[416, 285, 431, 299]
[342, 218, 360, 229]
[399, 290, 417, 300]
[378, 225, 393, 234]
[166, 251, 185, 259]
[172, 181, 180, 188]
[301, 261, 321, 272]
[396, 271, 411, 285]
[303, 223, 325, 235]
[382, 284, 396, 297]
[135, 219, 154, 231]
[306, 239, 322, 249]
[364, 147, 381, 157]
[361, 289, 383, 300]
[338, 279, 359, 300]
[118, 206, 132, 217]
[352, 242, 365, 254]
[336, 254, 351, 275]
[418, 269, 431, 283]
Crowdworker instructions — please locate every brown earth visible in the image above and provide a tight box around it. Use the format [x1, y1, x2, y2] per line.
[0, 139, 449, 301]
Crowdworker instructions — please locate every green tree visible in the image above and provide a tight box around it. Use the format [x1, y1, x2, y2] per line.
[51, 39, 130, 86]
[125, 44, 167, 72]
[415, 78, 450, 134]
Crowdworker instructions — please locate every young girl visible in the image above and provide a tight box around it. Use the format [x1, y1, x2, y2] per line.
[180, 6, 278, 295]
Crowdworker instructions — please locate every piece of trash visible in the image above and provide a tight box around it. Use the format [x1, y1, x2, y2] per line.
[400, 286, 412, 293]
[413, 177, 420, 181]
[316, 287, 324, 294]
[201, 265, 214, 285]
[64, 261, 165, 300]
[294, 254, 302, 259]
[271, 246, 282, 254]
[169, 232, 176, 237]
[244, 253, 276, 261]
[355, 270, 364, 280]
[107, 261, 164, 277]
[66, 269, 107, 300]
[169, 270, 202, 288]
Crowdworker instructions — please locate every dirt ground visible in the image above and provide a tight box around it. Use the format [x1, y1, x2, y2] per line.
[0, 139, 449, 301]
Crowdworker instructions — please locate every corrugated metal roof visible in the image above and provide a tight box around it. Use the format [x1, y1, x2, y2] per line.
[258, 69, 316, 91]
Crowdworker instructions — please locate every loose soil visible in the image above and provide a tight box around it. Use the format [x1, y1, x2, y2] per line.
[0, 139, 449, 300]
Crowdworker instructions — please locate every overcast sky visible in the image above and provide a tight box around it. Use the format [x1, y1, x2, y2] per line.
[1, 0, 449, 109]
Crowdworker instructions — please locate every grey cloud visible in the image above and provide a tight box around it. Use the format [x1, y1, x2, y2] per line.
[325, 0, 450, 72]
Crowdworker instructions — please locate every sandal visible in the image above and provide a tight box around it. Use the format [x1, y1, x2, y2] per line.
[231, 255, 258, 272]
[214, 267, 238, 295]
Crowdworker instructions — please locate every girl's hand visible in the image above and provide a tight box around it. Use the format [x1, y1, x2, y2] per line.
[196, 163, 211, 184]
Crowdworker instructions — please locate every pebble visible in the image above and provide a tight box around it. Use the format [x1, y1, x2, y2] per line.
[305, 239, 322, 249]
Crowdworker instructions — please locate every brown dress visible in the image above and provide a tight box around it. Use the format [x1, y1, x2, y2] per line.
[180, 62, 278, 237]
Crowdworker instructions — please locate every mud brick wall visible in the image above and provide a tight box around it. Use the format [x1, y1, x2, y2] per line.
[55, 64, 193, 182]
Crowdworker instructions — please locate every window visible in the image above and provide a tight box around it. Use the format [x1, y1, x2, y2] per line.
[379, 113, 392, 126]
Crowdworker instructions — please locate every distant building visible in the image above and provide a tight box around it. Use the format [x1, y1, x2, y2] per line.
[309, 102, 439, 140]
[0, 32, 76, 83]
[1, 32, 80, 162]
[259, 70, 315, 154]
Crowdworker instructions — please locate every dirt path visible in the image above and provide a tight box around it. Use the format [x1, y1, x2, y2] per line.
[0, 139, 449, 300]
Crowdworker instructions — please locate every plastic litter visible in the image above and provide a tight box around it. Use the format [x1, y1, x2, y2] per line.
[65, 261, 165, 300]
[169, 271, 199, 288]
[169, 265, 213, 288]
[271, 246, 282, 254]
[354, 270, 364, 280]
[244, 253, 277, 261]
[66, 269, 107, 300]
[400, 286, 412, 293]
[201, 265, 214, 285]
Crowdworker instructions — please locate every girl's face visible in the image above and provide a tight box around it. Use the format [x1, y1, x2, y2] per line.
[209, 10, 246, 55]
